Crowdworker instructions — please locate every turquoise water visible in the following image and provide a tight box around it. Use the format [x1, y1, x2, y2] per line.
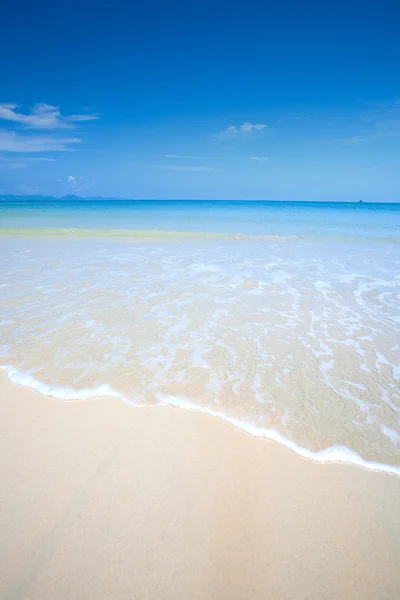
[0, 200, 399, 474]
[1, 199, 399, 239]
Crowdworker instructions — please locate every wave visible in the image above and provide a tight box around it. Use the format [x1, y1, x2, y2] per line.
[3, 365, 400, 478]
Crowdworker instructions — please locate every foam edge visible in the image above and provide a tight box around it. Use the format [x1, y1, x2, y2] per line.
[2, 365, 400, 478]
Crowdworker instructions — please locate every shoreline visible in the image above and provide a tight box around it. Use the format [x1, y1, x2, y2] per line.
[0, 227, 398, 243]
[3, 365, 400, 478]
[1, 371, 400, 599]
[0, 227, 296, 241]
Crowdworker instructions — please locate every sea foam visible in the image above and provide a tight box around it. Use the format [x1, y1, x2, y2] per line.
[2, 364, 400, 477]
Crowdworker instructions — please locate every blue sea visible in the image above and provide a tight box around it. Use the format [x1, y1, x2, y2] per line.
[1, 199, 399, 474]
[1, 199, 399, 239]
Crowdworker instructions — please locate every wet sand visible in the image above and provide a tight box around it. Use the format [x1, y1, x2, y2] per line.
[0, 371, 399, 600]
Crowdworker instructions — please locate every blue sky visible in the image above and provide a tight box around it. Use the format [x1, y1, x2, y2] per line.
[1, 0, 400, 201]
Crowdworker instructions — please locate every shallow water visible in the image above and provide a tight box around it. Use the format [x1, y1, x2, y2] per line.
[1, 199, 400, 238]
[0, 200, 399, 473]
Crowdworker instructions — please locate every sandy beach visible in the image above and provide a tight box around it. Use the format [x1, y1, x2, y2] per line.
[0, 371, 399, 600]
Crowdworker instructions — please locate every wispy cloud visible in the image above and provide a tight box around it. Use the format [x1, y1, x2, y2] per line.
[0, 103, 100, 130]
[66, 114, 100, 123]
[0, 130, 81, 152]
[165, 154, 201, 159]
[339, 129, 400, 145]
[216, 122, 267, 139]
[340, 98, 400, 144]
[250, 156, 269, 162]
[27, 157, 57, 162]
[340, 136, 368, 144]
[7, 161, 30, 170]
[0, 155, 57, 169]
[153, 165, 219, 172]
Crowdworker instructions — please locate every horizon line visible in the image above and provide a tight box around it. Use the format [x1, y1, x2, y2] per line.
[1, 195, 399, 205]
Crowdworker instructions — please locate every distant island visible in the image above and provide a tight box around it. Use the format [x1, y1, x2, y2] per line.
[0, 195, 397, 204]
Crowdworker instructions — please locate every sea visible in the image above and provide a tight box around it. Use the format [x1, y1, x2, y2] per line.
[1, 199, 399, 474]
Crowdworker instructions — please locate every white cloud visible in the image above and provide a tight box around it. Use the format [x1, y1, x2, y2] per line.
[339, 129, 400, 144]
[27, 157, 57, 162]
[153, 165, 219, 172]
[66, 114, 100, 123]
[0, 103, 100, 130]
[0, 130, 81, 152]
[165, 154, 201, 159]
[217, 122, 267, 139]
[240, 122, 266, 133]
[67, 175, 96, 193]
[0, 155, 57, 169]
[340, 128, 400, 145]
[250, 156, 269, 162]
[340, 136, 368, 144]
[8, 162, 30, 169]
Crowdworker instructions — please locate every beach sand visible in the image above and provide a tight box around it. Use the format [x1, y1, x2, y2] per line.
[0, 371, 399, 600]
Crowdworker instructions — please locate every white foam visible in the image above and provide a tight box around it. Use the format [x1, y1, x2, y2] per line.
[156, 393, 400, 476]
[189, 263, 221, 274]
[190, 347, 210, 369]
[380, 424, 400, 446]
[3, 364, 400, 476]
[4, 366, 122, 401]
